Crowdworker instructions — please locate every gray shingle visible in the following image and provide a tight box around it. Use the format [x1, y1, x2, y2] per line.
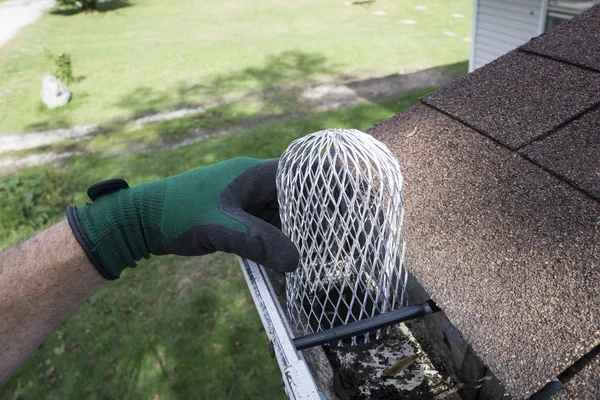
[367, 104, 600, 399]
[521, 5, 600, 73]
[521, 107, 600, 201]
[421, 51, 600, 150]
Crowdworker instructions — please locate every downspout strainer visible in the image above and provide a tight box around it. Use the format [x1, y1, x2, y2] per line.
[277, 129, 407, 347]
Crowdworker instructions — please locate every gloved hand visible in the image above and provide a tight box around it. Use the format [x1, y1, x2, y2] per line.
[66, 157, 299, 280]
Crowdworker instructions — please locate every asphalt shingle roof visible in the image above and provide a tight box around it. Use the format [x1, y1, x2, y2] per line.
[522, 107, 600, 201]
[366, 6, 600, 397]
[421, 51, 600, 150]
[521, 6, 600, 73]
[368, 104, 600, 398]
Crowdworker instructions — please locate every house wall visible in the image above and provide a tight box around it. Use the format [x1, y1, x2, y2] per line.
[470, 0, 542, 71]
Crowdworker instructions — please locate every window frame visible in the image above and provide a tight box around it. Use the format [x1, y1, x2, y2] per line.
[542, 0, 599, 32]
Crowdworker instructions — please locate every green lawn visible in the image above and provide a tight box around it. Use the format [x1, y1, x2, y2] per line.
[0, 90, 429, 399]
[0, 0, 470, 133]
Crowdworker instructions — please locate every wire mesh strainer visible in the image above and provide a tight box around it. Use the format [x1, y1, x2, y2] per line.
[277, 128, 407, 347]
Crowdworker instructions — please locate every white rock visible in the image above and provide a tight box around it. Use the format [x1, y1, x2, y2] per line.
[40, 75, 71, 109]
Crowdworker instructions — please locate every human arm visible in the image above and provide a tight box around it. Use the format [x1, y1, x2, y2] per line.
[0, 220, 105, 384]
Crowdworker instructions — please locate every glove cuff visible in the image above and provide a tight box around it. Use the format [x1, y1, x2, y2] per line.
[67, 186, 151, 280]
[67, 206, 117, 280]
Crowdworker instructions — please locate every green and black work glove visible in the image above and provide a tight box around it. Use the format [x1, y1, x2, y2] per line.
[66, 157, 299, 280]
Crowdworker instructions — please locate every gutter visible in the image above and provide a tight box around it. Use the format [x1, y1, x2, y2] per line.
[239, 257, 454, 399]
[238, 257, 325, 399]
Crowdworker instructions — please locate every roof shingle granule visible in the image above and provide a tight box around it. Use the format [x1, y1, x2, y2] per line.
[367, 104, 600, 399]
[521, 5, 600, 73]
[421, 51, 600, 150]
[521, 107, 600, 201]
[555, 353, 600, 399]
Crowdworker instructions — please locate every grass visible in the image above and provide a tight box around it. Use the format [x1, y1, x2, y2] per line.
[0, 90, 427, 399]
[0, 0, 471, 133]
[3, 60, 467, 161]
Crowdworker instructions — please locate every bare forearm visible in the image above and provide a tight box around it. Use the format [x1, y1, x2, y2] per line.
[0, 220, 105, 384]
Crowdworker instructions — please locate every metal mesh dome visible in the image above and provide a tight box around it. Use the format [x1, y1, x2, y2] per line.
[277, 128, 407, 347]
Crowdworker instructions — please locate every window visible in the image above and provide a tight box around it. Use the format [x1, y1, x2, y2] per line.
[545, 0, 599, 31]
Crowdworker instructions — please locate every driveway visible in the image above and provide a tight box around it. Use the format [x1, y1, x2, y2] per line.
[0, 0, 56, 48]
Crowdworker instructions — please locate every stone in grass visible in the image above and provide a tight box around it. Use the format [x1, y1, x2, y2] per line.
[40, 75, 72, 109]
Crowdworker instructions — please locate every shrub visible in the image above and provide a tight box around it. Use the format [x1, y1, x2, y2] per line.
[57, 0, 98, 11]
[46, 51, 81, 84]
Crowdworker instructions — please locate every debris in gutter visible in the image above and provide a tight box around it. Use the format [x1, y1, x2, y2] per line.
[381, 353, 419, 377]
[325, 323, 457, 399]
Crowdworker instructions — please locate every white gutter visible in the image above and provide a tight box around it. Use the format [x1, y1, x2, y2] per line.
[238, 258, 325, 400]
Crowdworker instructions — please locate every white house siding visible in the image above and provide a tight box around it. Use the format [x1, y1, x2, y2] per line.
[470, 0, 542, 71]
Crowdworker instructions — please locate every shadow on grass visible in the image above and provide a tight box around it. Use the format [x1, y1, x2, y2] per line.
[25, 102, 74, 131]
[107, 256, 281, 399]
[23, 90, 94, 132]
[72, 89, 429, 186]
[352, 0, 376, 7]
[19, 53, 465, 137]
[108, 60, 467, 151]
[115, 58, 467, 124]
[11, 60, 467, 165]
[25, 117, 73, 132]
[116, 50, 340, 119]
[50, 0, 133, 16]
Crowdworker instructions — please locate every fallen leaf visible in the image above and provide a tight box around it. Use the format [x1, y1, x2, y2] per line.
[53, 344, 65, 356]
[381, 354, 419, 377]
[407, 126, 418, 137]
[67, 343, 80, 352]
